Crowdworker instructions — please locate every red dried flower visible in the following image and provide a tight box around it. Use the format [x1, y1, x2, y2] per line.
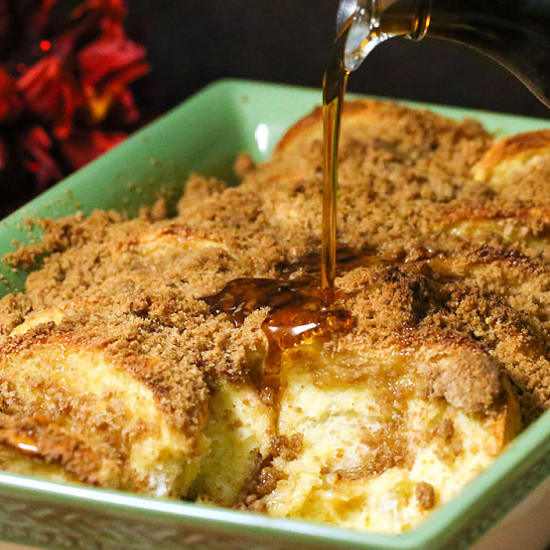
[0, 69, 23, 123]
[62, 129, 126, 169]
[18, 56, 82, 139]
[79, 33, 150, 124]
[23, 126, 62, 187]
[0, 0, 149, 207]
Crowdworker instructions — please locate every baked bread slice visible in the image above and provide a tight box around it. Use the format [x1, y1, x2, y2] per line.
[473, 130, 550, 204]
[256, 330, 519, 533]
[0, 226, 275, 498]
[0, 293, 209, 497]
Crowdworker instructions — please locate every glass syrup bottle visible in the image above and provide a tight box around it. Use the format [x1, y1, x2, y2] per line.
[337, 0, 550, 107]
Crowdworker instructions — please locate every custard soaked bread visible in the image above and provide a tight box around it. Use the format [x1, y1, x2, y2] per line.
[0, 101, 548, 533]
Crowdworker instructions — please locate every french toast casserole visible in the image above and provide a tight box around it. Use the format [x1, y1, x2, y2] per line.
[0, 100, 548, 534]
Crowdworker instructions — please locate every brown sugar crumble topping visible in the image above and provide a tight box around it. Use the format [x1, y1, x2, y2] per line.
[416, 481, 436, 510]
[0, 100, 548, 532]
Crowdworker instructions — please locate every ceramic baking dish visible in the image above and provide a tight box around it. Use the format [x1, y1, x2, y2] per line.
[0, 80, 548, 550]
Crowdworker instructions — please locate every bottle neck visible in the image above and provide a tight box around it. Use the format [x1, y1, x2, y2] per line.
[376, 0, 432, 40]
[338, 0, 432, 71]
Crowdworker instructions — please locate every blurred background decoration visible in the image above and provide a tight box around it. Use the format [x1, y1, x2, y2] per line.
[2, 0, 550, 216]
[0, 0, 150, 216]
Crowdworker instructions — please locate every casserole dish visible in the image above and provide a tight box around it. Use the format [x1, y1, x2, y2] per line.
[0, 79, 548, 550]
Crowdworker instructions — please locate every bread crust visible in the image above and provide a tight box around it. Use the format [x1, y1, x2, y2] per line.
[474, 129, 550, 181]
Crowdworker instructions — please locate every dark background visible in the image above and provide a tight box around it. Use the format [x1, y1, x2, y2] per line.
[129, 0, 550, 119]
[3, 0, 550, 216]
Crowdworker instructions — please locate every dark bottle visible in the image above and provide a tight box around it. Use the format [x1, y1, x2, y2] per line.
[337, 0, 550, 107]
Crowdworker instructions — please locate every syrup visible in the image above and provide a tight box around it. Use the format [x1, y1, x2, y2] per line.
[321, 17, 352, 290]
[203, 274, 354, 404]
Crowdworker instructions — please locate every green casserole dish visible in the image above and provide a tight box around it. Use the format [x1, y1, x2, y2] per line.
[0, 80, 548, 550]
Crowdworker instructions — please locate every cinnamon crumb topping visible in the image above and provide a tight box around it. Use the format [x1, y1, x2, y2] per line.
[0, 99, 548, 508]
[416, 481, 435, 510]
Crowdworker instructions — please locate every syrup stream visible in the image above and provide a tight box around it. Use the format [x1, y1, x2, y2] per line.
[321, 18, 352, 290]
[201, 17, 369, 414]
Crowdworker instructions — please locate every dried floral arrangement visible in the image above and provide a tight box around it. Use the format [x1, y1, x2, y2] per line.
[0, 0, 150, 214]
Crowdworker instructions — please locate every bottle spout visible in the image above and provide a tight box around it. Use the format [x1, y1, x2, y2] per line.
[336, 0, 381, 72]
[336, 0, 431, 72]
